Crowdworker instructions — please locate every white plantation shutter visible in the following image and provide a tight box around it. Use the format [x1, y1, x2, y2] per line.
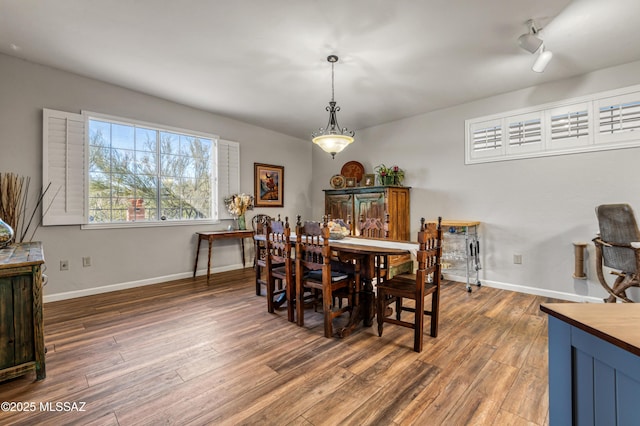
[546, 103, 590, 150]
[506, 112, 543, 155]
[595, 92, 640, 145]
[466, 84, 640, 164]
[466, 118, 504, 161]
[42, 108, 87, 225]
[217, 139, 240, 220]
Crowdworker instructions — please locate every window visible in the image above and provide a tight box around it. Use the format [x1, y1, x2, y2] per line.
[465, 84, 640, 164]
[43, 109, 239, 227]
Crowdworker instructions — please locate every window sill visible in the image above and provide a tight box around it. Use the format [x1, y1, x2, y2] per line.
[81, 219, 221, 230]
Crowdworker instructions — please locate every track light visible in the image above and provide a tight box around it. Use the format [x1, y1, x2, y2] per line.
[532, 46, 553, 73]
[518, 19, 552, 72]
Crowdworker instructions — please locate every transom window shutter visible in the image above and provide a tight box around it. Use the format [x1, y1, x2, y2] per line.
[466, 118, 504, 161]
[596, 92, 640, 145]
[217, 139, 240, 220]
[42, 108, 87, 225]
[506, 112, 543, 155]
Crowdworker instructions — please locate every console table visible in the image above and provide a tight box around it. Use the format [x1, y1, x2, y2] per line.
[193, 230, 255, 281]
[541, 303, 640, 425]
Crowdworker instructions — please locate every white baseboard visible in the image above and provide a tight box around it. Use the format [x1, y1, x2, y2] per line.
[43, 263, 246, 303]
[45, 268, 601, 304]
[443, 273, 603, 304]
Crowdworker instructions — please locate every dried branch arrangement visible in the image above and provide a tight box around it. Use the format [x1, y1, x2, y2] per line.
[0, 172, 51, 243]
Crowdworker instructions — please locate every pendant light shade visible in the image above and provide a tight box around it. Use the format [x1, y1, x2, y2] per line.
[312, 55, 355, 159]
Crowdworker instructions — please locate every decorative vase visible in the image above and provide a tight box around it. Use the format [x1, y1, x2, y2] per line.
[383, 175, 394, 186]
[0, 218, 15, 248]
[237, 214, 246, 230]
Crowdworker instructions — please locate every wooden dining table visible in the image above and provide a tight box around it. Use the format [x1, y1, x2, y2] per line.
[254, 233, 417, 337]
[330, 238, 415, 337]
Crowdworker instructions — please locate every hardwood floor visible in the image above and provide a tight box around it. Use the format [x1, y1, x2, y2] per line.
[0, 268, 561, 425]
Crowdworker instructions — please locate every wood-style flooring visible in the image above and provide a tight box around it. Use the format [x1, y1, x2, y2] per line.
[0, 268, 561, 425]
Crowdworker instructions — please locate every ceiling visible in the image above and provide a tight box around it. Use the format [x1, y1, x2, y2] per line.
[2, 0, 640, 140]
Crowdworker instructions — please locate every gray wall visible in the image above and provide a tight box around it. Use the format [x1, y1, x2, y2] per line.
[5, 50, 640, 303]
[0, 53, 312, 301]
[312, 60, 640, 302]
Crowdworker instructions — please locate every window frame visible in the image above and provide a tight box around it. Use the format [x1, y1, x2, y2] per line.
[43, 109, 239, 229]
[465, 84, 640, 164]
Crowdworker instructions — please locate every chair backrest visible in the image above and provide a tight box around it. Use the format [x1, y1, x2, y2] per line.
[296, 217, 330, 273]
[359, 214, 389, 239]
[596, 204, 640, 272]
[265, 216, 292, 268]
[252, 214, 272, 235]
[416, 217, 443, 286]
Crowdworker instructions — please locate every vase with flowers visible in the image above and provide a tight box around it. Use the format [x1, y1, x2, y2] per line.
[374, 164, 405, 186]
[223, 193, 254, 230]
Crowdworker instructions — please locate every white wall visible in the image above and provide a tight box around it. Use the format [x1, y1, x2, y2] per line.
[312, 60, 640, 302]
[0, 53, 312, 301]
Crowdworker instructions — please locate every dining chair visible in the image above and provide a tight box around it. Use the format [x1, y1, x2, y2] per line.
[593, 203, 640, 302]
[359, 214, 389, 239]
[295, 216, 360, 337]
[376, 217, 443, 352]
[264, 216, 295, 321]
[252, 214, 273, 295]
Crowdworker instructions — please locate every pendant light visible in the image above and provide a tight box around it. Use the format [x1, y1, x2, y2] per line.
[312, 55, 355, 159]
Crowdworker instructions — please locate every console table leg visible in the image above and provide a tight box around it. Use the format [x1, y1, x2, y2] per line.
[207, 238, 213, 281]
[193, 237, 202, 277]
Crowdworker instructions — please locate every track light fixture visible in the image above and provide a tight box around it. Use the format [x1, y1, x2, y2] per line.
[518, 19, 553, 72]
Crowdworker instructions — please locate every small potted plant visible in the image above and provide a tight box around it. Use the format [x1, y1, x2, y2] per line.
[374, 164, 405, 186]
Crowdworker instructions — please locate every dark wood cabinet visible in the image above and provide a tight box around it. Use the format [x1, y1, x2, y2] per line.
[0, 242, 46, 382]
[325, 186, 411, 275]
[324, 186, 410, 239]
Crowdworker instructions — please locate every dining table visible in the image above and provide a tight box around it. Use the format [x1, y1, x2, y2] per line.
[254, 233, 418, 337]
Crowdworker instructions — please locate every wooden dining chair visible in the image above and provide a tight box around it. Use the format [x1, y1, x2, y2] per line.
[264, 216, 295, 322]
[295, 216, 360, 337]
[359, 214, 389, 239]
[253, 214, 273, 295]
[376, 217, 443, 352]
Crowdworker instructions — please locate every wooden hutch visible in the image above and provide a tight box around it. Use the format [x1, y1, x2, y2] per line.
[324, 185, 412, 276]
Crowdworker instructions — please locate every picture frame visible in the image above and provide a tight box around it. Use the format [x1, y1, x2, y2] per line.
[362, 174, 375, 187]
[254, 163, 284, 207]
[345, 177, 357, 188]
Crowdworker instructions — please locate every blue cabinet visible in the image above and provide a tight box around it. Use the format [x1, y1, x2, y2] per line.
[542, 304, 640, 426]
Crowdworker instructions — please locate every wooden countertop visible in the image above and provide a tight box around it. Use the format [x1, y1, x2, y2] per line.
[540, 303, 640, 357]
[0, 242, 45, 269]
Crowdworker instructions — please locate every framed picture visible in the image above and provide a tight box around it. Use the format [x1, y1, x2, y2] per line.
[362, 174, 375, 187]
[345, 177, 357, 188]
[254, 163, 284, 207]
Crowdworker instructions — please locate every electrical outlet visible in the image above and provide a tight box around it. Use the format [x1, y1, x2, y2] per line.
[60, 260, 69, 271]
[82, 256, 91, 267]
[513, 254, 523, 264]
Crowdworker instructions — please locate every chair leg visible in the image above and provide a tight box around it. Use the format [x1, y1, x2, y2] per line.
[296, 280, 304, 327]
[255, 264, 262, 296]
[395, 297, 402, 321]
[377, 288, 385, 337]
[266, 277, 275, 313]
[322, 285, 333, 338]
[414, 295, 425, 353]
[430, 291, 439, 338]
[286, 279, 295, 323]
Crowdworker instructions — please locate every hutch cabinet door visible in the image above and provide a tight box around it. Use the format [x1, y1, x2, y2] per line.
[354, 192, 385, 235]
[325, 193, 353, 227]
